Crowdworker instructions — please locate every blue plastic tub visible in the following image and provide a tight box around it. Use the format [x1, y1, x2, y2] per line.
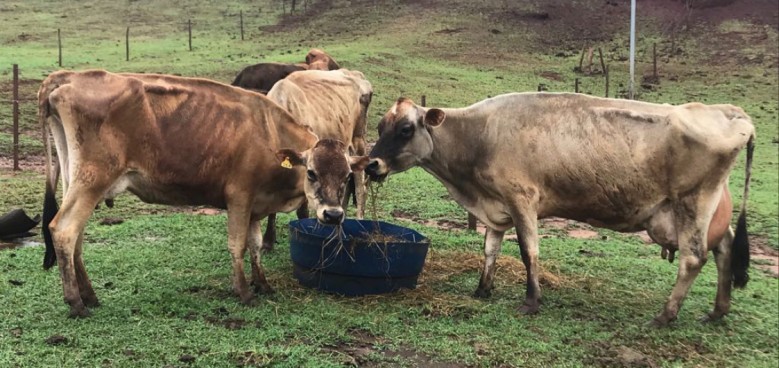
[289, 219, 430, 296]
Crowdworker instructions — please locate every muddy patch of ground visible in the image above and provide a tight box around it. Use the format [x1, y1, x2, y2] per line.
[0, 155, 46, 172]
[391, 211, 624, 242]
[751, 236, 779, 277]
[390, 212, 778, 276]
[320, 329, 469, 367]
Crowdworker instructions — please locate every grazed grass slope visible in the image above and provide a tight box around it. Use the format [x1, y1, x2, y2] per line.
[0, 0, 777, 367]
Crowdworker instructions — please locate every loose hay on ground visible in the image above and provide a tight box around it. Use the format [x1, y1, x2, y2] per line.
[420, 249, 566, 288]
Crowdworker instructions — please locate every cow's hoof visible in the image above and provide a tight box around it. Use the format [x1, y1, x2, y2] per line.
[239, 295, 257, 306]
[647, 315, 675, 328]
[82, 296, 100, 308]
[253, 284, 275, 295]
[699, 312, 725, 324]
[261, 243, 274, 252]
[518, 303, 540, 315]
[68, 306, 91, 318]
[473, 287, 492, 299]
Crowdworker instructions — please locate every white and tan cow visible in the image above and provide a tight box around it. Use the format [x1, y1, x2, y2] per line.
[38, 70, 368, 317]
[261, 69, 373, 250]
[366, 93, 755, 326]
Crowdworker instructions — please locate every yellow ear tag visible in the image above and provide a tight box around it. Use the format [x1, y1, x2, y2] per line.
[280, 157, 293, 169]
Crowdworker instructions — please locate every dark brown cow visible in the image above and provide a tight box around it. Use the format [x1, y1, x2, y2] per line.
[38, 70, 368, 317]
[231, 49, 340, 94]
[366, 93, 755, 325]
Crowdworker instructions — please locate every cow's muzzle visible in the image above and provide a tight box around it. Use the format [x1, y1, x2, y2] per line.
[318, 207, 344, 225]
[365, 158, 388, 181]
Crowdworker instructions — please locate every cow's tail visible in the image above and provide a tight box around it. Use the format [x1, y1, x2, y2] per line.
[731, 134, 754, 289]
[39, 80, 60, 270]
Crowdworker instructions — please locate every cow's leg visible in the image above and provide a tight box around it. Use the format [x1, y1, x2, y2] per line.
[226, 202, 253, 305]
[248, 216, 275, 295]
[353, 138, 368, 219]
[49, 186, 102, 318]
[74, 231, 99, 308]
[474, 228, 505, 298]
[354, 171, 366, 219]
[262, 214, 276, 251]
[652, 195, 716, 326]
[515, 214, 541, 314]
[703, 227, 735, 322]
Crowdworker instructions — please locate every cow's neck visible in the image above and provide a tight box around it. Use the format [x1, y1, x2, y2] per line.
[421, 107, 489, 206]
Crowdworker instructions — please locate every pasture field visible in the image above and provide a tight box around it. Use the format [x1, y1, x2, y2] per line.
[1, 0, 778, 367]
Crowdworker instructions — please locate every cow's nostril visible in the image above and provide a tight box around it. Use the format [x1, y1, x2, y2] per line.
[366, 160, 380, 174]
[323, 208, 344, 224]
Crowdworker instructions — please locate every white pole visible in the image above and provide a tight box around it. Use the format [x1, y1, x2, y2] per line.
[629, 0, 636, 99]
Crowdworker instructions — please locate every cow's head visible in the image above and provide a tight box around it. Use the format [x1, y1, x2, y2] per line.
[277, 139, 369, 225]
[366, 98, 445, 181]
[305, 48, 340, 70]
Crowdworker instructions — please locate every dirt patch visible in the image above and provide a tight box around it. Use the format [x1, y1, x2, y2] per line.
[192, 208, 222, 216]
[568, 229, 599, 239]
[585, 341, 658, 367]
[321, 328, 468, 367]
[9, 327, 22, 338]
[394, 212, 609, 242]
[99, 217, 124, 226]
[434, 27, 465, 34]
[539, 71, 564, 81]
[45, 334, 68, 346]
[750, 236, 779, 277]
[0, 155, 46, 172]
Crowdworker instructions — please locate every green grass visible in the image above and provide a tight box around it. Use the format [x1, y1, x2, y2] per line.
[1, 0, 777, 366]
[1, 212, 777, 367]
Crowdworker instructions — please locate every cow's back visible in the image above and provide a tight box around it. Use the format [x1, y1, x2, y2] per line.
[267, 70, 366, 145]
[231, 63, 307, 93]
[43, 70, 315, 208]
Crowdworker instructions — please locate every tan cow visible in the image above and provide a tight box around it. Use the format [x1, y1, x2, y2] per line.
[260, 69, 373, 250]
[38, 70, 368, 317]
[366, 93, 755, 326]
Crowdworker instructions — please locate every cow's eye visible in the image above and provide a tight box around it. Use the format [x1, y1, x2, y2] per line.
[307, 170, 317, 182]
[400, 125, 414, 137]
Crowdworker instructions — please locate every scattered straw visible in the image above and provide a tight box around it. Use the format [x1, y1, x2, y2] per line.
[420, 249, 566, 288]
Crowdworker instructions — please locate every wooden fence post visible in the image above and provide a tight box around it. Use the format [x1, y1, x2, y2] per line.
[188, 19, 192, 51]
[598, 47, 606, 74]
[420, 94, 426, 107]
[575, 78, 580, 93]
[57, 29, 62, 67]
[125, 27, 130, 61]
[605, 65, 609, 98]
[12, 64, 20, 171]
[240, 10, 244, 40]
[653, 42, 657, 79]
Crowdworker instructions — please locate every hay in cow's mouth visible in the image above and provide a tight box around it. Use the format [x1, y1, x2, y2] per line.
[367, 173, 387, 183]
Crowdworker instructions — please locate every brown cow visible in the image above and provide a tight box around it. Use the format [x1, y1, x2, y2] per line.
[38, 70, 368, 317]
[260, 69, 373, 250]
[366, 93, 755, 326]
[231, 49, 340, 94]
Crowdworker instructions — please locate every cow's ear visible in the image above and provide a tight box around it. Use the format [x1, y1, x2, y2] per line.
[424, 108, 446, 127]
[276, 149, 307, 169]
[348, 156, 370, 172]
